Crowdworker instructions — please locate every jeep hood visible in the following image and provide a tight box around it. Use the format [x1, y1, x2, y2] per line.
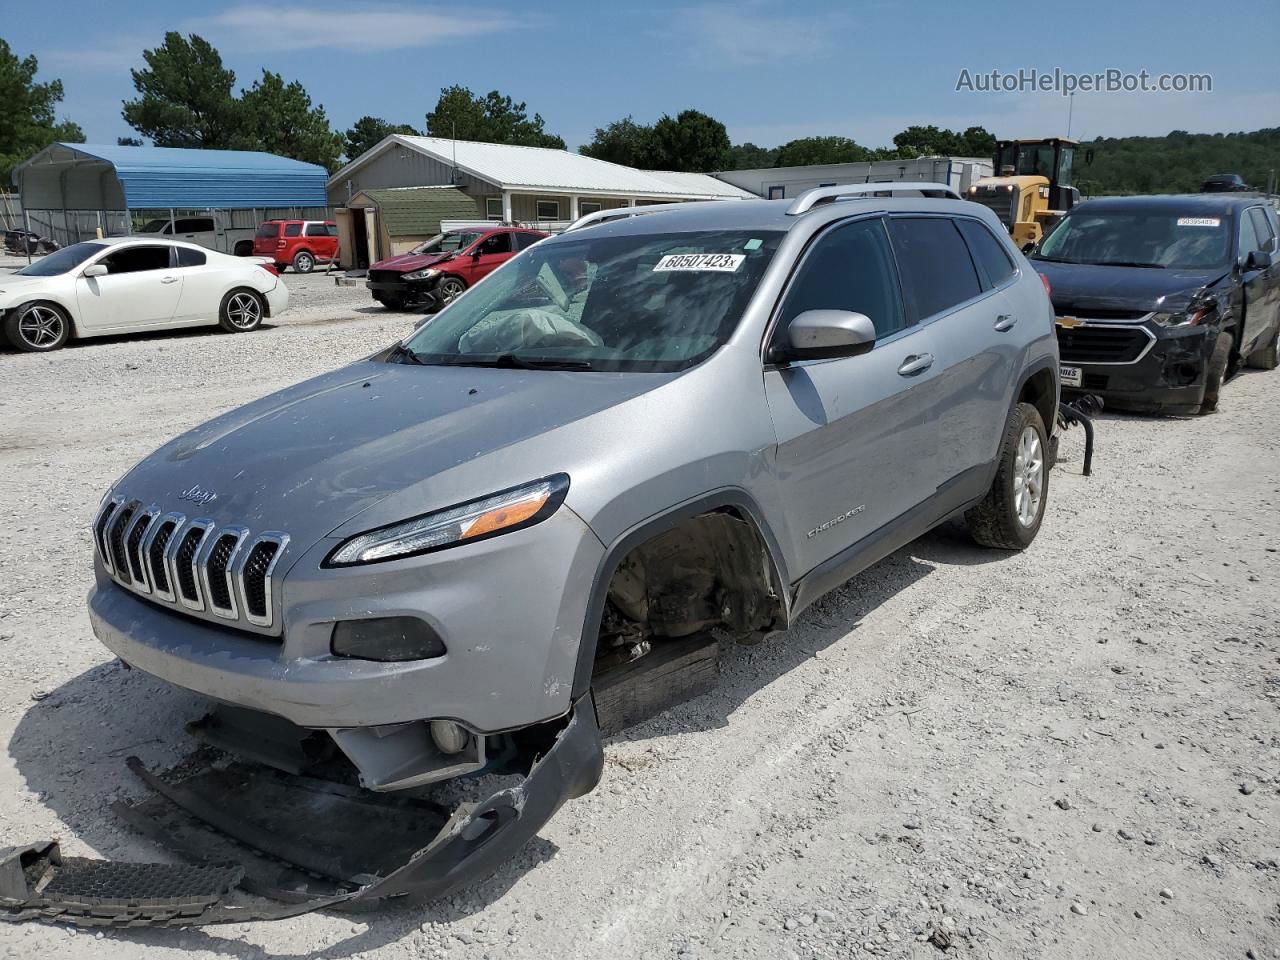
[370, 251, 454, 273]
[113, 360, 675, 548]
[1033, 260, 1228, 314]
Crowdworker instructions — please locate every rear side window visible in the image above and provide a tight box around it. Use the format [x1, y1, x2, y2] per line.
[304, 222, 330, 237]
[176, 246, 206, 267]
[888, 218, 982, 320]
[776, 218, 907, 341]
[1248, 207, 1276, 253]
[515, 232, 543, 251]
[956, 219, 1016, 288]
[102, 245, 171, 274]
[284, 223, 302, 237]
[175, 218, 214, 233]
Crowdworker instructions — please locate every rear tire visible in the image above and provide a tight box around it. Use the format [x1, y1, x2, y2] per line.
[1199, 332, 1233, 414]
[233, 240, 254, 257]
[965, 402, 1049, 550]
[292, 251, 315, 274]
[218, 289, 265, 333]
[1245, 325, 1278, 371]
[4, 301, 71, 352]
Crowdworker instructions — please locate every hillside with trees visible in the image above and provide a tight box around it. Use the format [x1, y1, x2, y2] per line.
[1074, 128, 1279, 196]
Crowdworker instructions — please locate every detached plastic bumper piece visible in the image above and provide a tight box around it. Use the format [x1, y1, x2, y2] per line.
[0, 695, 603, 928]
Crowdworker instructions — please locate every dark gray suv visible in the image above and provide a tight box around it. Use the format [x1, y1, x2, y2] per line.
[84, 183, 1060, 907]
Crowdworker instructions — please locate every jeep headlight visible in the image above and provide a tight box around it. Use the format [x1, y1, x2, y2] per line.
[402, 267, 440, 282]
[325, 474, 569, 566]
[1150, 307, 1212, 328]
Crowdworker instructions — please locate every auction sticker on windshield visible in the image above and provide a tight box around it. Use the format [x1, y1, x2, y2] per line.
[1176, 217, 1221, 227]
[653, 253, 745, 273]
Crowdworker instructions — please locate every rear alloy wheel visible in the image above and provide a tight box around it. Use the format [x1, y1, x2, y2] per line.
[292, 251, 315, 274]
[1199, 332, 1233, 414]
[219, 290, 265, 333]
[437, 276, 467, 307]
[965, 402, 1049, 550]
[5, 301, 70, 352]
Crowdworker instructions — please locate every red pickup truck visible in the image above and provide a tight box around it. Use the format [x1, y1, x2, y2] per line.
[253, 219, 338, 273]
[366, 226, 547, 310]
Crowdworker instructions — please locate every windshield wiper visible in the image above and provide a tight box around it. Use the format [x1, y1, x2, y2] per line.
[1081, 260, 1166, 269]
[1029, 255, 1081, 263]
[387, 342, 426, 365]
[444, 353, 595, 371]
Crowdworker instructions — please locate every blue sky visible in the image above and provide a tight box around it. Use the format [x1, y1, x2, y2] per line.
[11, 0, 1278, 153]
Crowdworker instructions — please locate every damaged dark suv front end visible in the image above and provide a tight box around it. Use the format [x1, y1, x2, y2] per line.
[1032, 195, 1273, 415]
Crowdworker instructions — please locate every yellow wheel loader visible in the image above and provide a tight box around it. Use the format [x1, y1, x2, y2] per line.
[967, 138, 1087, 249]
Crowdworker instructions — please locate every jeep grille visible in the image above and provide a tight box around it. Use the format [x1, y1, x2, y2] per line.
[93, 496, 289, 631]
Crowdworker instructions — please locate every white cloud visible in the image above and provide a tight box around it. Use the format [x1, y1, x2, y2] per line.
[198, 3, 524, 53]
[671, 3, 855, 65]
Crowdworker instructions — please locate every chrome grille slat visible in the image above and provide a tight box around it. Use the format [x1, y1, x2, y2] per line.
[96, 495, 288, 632]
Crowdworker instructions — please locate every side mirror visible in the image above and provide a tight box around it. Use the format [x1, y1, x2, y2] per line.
[777, 309, 876, 363]
[1247, 249, 1273, 270]
[82, 263, 108, 278]
[471, 247, 483, 258]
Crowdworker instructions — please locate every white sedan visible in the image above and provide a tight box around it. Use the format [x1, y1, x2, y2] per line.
[0, 238, 289, 352]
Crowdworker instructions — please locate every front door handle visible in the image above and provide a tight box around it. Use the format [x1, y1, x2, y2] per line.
[898, 353, 934, 376]
[160, 276, 179, 284]
[994, 314, 1017, 332]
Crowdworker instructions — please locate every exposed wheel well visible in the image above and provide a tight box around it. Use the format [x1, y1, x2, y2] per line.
[1019, 367, 1056, 430]
[233, 240, 254, 256]
[587, 508, 785, 680]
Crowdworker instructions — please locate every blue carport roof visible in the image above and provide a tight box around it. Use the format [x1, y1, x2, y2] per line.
[23, 143, 329, 209]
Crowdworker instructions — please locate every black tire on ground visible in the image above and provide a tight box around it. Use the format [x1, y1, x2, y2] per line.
[965, 402, 1049, 550]
[233, 240, 254, 257]
[1245, 324, 1278, 371]
[437, 276, 467, 306]
[377, 298, 406, 311]
[1199, 331, 1233, 414]
[3, 301, 71, 352]
[292, 250, 315, 274]
[218, 289, 265, 333]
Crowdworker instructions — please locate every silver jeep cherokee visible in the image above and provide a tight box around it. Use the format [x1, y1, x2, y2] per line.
[87, 184, 1059, 903]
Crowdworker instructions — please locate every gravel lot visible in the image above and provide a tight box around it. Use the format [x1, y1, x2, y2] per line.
[0, 262, 1277, 960]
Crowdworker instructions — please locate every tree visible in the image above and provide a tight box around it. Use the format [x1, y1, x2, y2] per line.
[117, 136, 143, 146]
[0, 40, 83, 181]
[774, 136, 871, 168]
[122, 33, 244, 148]
[344, 115, 417, 161]
[580, 116, 652, 167]
[426, 86, 564, 148]
[891, 124, 995, 158]
[646, 110, 732, 172]
[240, 70, 344, 170]
[726, 142, 779, 169]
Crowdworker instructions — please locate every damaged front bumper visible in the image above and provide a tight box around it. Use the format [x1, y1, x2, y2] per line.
[0, 695, 603, 928]
[1061, 322, 1213, 414]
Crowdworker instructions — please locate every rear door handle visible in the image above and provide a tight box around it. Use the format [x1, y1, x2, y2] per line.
[994, 314, 1017, 332]
[898, 353, 934, 376]
[160, 276, 179, 284]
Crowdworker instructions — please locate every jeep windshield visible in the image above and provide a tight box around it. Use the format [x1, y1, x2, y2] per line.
[1034, 210, 1231, 270]
[396, 229, 782, 372]
[411, 232, 483, 255]
[15, 241, 107, 276]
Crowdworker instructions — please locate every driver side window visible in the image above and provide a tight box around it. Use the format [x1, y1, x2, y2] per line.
[477, 233, 512, 255]
[102, 245, 172, 274]
[773, 218, 906, 355]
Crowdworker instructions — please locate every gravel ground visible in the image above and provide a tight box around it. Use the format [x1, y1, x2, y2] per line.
[0, 267, 1277, 959]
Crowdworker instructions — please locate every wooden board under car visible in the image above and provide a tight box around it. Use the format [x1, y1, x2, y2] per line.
[592, 633, 720, 736]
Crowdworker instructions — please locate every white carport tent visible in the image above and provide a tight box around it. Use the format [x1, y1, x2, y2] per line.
[328, 135, 755, 231]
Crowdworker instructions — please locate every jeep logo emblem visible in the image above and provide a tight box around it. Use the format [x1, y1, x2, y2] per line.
[177, 484, 218, 507]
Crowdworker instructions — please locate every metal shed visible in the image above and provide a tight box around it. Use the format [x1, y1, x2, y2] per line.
[13, 142, 330, 250]
[336, 185, 480, 269]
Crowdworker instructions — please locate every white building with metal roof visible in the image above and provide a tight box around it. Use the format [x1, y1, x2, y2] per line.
[328, 135, 753, 233]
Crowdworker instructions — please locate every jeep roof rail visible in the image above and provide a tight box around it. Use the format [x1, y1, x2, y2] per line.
[786, 182, 963, 216]
[564, 202, 703, 233]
